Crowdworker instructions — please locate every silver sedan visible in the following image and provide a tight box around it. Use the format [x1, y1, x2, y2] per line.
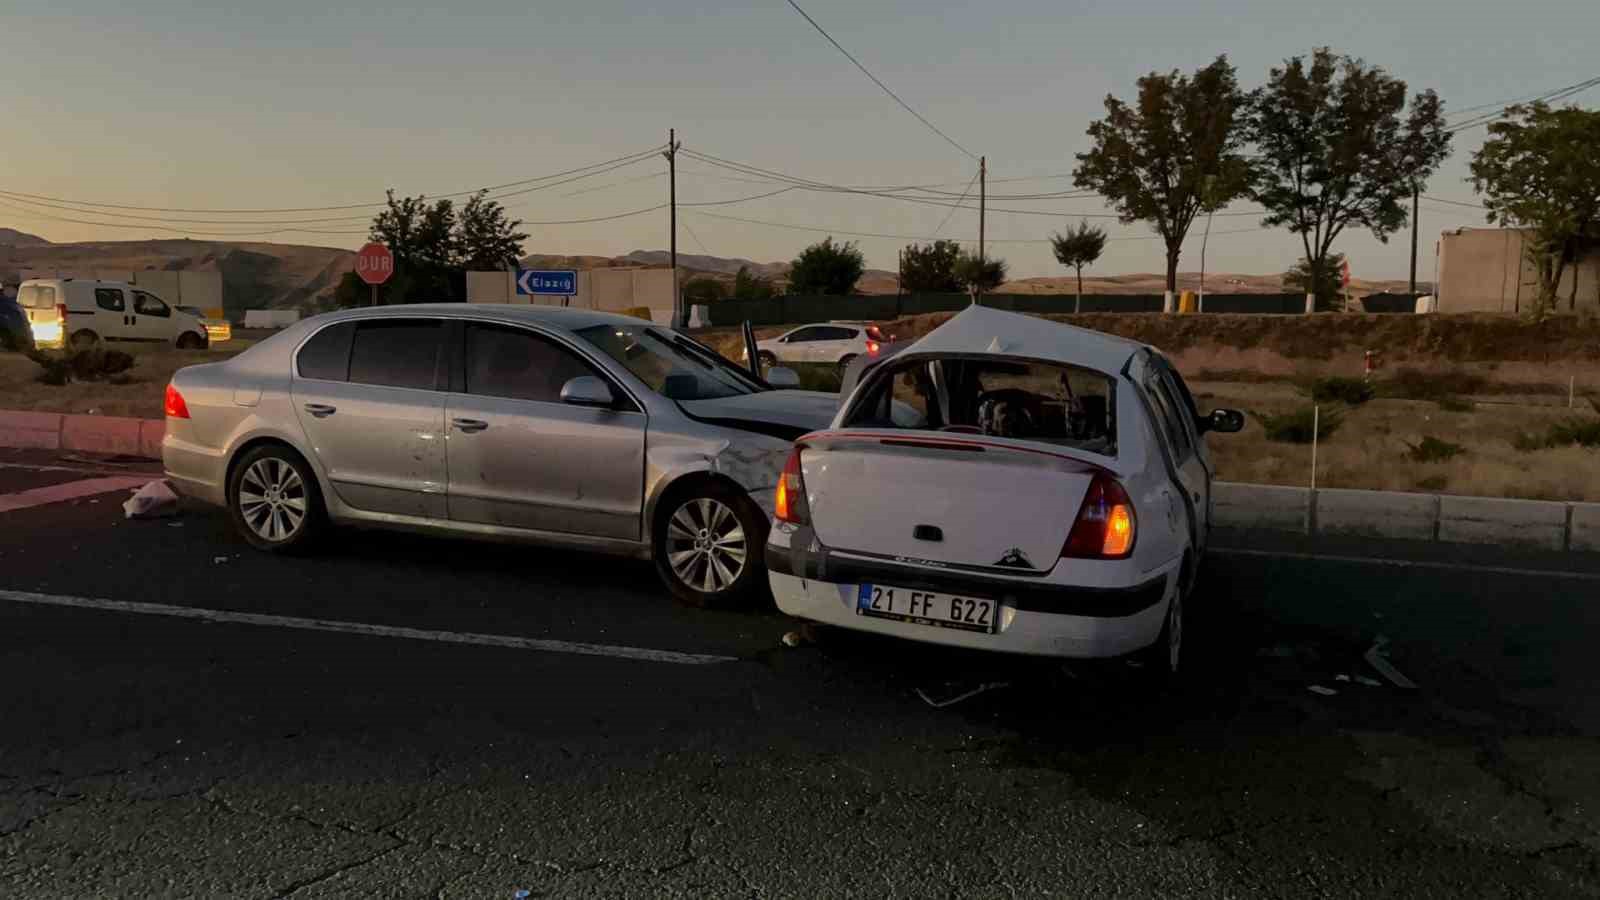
[162, 304, 839, 606]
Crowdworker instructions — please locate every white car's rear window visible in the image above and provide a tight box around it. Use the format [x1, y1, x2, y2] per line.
[845, 355, 1117, 457]
[17, 285, 56, 309]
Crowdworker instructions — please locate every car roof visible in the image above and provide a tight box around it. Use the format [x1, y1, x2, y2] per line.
[311, 303, 654, 331]
[21, 278, 135, 289]
[894, 304, 1149, 374]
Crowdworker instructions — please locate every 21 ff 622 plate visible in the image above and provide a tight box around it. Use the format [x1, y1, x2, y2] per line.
[856, 584, 997, 634]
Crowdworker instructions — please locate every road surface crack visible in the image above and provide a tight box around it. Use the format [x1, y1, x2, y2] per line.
[273, 840, 405, 898]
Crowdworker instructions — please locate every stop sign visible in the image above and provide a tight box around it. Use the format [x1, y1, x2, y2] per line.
[355, 242, 394, 286]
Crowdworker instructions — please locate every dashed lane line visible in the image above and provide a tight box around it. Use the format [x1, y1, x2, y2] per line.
[0, 589, 738, 665]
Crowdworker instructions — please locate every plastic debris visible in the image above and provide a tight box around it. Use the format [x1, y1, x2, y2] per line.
[1364, 640, 1417, 690]
[781, 631, 804, 647]
[1335, 674, 1352, 682]
[1354, 675, 1383, 688]
[212, 556, 230, 564]
[915, 681, 1010, 708]
[513, 891, 532, 900]
[1307, 685, 1338, 696]
[123, 479, 180, 519]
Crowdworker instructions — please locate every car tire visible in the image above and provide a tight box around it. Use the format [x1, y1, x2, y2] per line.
[227, 445, 326, 554]
[835, 354, 858, 377]
[70, 330, 100, 350]
[653, 479, 768, 609]
[757, 350, 778, 371]
[1134, 569, 1185, 686]
[176, 331, 206, 350]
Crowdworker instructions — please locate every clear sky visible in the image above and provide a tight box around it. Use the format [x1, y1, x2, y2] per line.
[3, 0, 1596, 280]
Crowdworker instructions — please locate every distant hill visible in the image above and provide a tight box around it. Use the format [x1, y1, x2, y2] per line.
[0, 228, 49, 246]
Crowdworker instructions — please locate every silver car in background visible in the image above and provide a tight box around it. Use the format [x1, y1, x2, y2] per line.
[162, 305, 840, 606]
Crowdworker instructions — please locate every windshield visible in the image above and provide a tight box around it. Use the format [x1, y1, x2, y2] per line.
[574, 323, 765, 401]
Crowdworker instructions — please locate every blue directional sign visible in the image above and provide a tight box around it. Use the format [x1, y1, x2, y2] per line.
[516, 269, 577, 296]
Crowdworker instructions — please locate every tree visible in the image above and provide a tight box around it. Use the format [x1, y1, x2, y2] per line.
[788, 237, 864, 295]
[953, 251, 1007, 298]
[1282, 253, 1346, 311]
[455, 190, 529, 271]
[370, 191, 458, 302]
[1247, 48, 1451, 314]
[683, 276, 729, 303]
[1470, 103, 1600, 314]
[1050, 221, 1108, 313]
[1074, 56, 1252, 307]
[732, 265, 776, 300]
[899, 239, 963, 293]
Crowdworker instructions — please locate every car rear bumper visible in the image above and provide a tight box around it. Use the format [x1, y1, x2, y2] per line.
[162, 433, 227, 507]
[766, 537, 1175, 659]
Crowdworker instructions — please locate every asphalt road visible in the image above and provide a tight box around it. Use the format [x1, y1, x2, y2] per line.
[1, 446, 1598, 898]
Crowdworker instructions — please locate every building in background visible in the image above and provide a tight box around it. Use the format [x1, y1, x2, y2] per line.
[1436, 228, 1600, 313]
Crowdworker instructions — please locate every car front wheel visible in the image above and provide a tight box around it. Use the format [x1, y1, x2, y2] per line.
[228, 445, 325, 553]
[653, 481, 767, 608]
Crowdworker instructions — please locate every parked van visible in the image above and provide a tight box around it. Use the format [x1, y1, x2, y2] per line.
[16, 279, 209, 350]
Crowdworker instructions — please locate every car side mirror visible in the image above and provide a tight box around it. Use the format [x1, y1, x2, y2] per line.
[767, 367, 800, 389]
[559, 376, 615, 408]
[1203, 408, 1245, 434]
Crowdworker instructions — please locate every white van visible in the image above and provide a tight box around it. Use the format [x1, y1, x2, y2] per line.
[16, 279, 209, 350]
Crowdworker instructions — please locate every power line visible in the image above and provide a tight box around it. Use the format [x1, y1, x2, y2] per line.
[692, 210, 1269, 245]
[680, 218, 711, 255]
[930, 170, 980, 239]
[1447, 75, 1600, 116]
[0, 147, 665, 215]
[562, 171, 666, 198]
[0, 197, 366, 237]
[1444, 76, 1600, 133]
[781, 0, 978, 161]
[1422, 195, 1486, 209]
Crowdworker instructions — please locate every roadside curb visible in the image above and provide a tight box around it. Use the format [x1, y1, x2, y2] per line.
[1214, 482, 1600, 554]
[0, 410, 164, 459]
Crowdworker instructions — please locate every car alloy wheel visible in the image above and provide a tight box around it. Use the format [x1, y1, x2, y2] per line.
[237, 457, 309, 543]
[1166, 590, 1183, 672]
[664, 497, 747, 594]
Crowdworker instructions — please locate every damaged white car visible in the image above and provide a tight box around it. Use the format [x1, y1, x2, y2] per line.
[766, 305, 1243, 677]
[162, 305, 839, 606]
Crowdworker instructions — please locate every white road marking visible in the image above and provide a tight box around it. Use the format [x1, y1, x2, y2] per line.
[1213, 547, 1600, 583]
[0, 589, 737, 665]
[0, 476, 151, 513]
[0, 460, 157, 478]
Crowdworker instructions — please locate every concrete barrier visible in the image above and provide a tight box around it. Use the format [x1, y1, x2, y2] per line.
[1567, 503, 1600, 553]
[0, 410, 64, 450]
[1212, 483, 1309, 533]
[1316, 488, 1438, 541]
[61, 415, 147, 457]
[1438, 495, 1569, 551]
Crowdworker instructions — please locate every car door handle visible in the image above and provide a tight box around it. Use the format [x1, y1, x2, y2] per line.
[452, 418, 489, 433]
[303, 403, 337, 418]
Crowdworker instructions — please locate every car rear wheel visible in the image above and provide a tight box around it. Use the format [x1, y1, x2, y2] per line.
[757, 350, 778, 371]
[835, 353, 857, 377]
[653, 480, 767, 608]
[70, 330, 100, 350]
[1135, 569, 1185, 685]
[228, 445, 325, 553]
[176, 331, 205, 350]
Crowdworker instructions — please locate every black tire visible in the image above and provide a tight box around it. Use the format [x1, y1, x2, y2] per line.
[1134, 563, 1188, 686]
[757, 350, 778, 371]
[227, 444, 326, 554]
[836, 354, 858, 377]
[176, 331, 206, 350]
[70, 330, 100, 350]
[653, 479, 769, 609]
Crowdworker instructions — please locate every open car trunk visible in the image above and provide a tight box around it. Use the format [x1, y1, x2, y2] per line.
[797, 431, 1105, 573]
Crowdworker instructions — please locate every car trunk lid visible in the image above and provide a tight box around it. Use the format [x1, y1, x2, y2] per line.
[796, 430, 1109, 572]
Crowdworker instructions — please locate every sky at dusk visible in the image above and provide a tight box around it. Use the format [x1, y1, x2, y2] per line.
[4, 0, 1597, 279]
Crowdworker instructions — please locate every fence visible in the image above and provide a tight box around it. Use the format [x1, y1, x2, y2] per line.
[701, 292, 1372, 327]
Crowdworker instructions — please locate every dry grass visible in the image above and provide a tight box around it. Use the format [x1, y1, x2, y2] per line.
[1196, 381, 1600, 501]
[0, 341, 252, 418]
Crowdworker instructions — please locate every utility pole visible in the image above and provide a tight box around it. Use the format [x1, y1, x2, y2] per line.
[1409, 184, 1420, 296]
[976, 156, 986, 305]
[1199, 174, 1217, 314]
[663, 129, 682, 326]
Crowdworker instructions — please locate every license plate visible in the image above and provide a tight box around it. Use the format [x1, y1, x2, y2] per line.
[856, 584, 997, 634]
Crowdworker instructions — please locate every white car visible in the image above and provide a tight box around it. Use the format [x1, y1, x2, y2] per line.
[756, 322, 891, 374]
[765, 305, 1243, 678]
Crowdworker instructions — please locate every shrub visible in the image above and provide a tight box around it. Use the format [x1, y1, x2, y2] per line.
[1407, 436, 1466, 463]
[26, 346, 136, 385]
[1512, 420, 1600, 451]
[1307, 376, 1374, 405]
[1256, 406, 1342, 443]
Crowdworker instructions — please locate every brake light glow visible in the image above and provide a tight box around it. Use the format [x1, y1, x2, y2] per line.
[1062, 473, 1136, 559]
[866, 340, 880, 354]
[774, 448, 810, 524]
[163, 383, 191, 419]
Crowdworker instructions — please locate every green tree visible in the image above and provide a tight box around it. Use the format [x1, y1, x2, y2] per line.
[1247, 48, 1451, 314]
[456, 190, 529, 271]
[1074, 56, 1252, 305]
[370, 191, 458, 302]
[1049, 221, 1108, 313]
[1282, 253, 1347, 311]
[788, 237, 864, 295]
[1470, 103, 1600, 314]
[899, 239, 963, 293]
[953, 252, 1007, 298]
[732, 265, 776, 300]
[683, 276, 729, 303]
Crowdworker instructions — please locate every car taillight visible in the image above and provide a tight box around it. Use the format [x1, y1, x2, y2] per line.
[774, 448, 810, 524]
[866, 340, 880, 354]
[163, 383, 191, 419]
[1062, 473, 1136, 559]
[56, 303, 68, 326]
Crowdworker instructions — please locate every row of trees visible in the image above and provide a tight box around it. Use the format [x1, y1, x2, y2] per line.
[334, 190, 529, 307]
